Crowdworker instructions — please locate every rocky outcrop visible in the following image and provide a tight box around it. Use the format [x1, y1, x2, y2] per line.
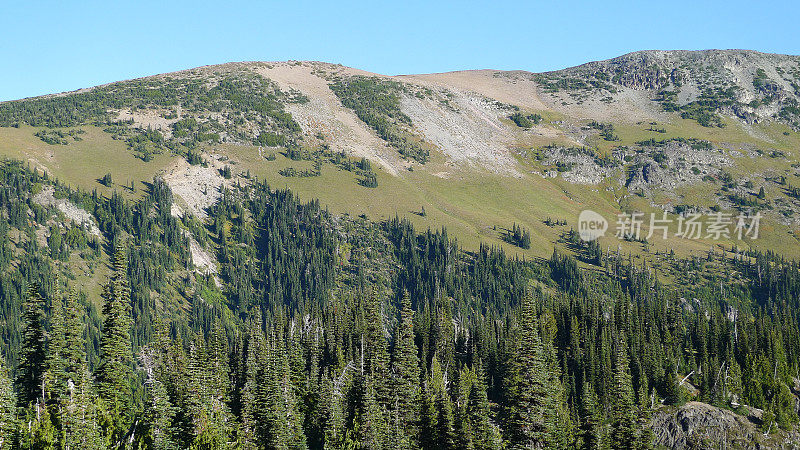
[651, 402, 800, 449]
[622, 140, 732, 193]
[540, 50, 800, 125]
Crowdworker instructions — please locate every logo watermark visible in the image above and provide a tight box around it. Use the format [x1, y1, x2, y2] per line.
[578, 210, 608, 241]
[577, 210, 761, 242]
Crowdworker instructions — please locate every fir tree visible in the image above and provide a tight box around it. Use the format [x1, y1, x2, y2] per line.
[350, 373, 389, 450]
[578, 380, 603, 450]
[390, 291, 421, 448]
[240, 314, 267, 447]
[502, 292, 566, 449]
[363, 291, 391, 409]
[419, 380, 438, 450]
[0, 354, 17, 448]
[431, 357, 456, 449]
[137, 324, 178, 450]
[17, 284, 47, 407]
[96, 247, 133, 442]
[44, 290, 67, 403]
[609, 338, 651, 449]
[465, 362, 502, 450]
[61, 367, 105, 449]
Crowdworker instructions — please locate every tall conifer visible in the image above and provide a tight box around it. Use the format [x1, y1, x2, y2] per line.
[97, 247, 133, 442]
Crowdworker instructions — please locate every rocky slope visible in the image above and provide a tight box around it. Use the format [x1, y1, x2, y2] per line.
[536, 49, 800, 126]
[651, 402, 800, 449]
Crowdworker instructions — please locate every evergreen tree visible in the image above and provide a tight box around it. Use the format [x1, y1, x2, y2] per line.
[350, 373, 389, 450]
[609, 338, 651, 449]
[578, 381, 603, 450]
[137, 326, 178, 450]
[44, 290, 67, 403]
[21, 404, 58, 448]
[390, 291, 421, 448]
[96, 247, 133, 443]
[363, 291, 391, 409]
[0, 354, 17, 448]
[419, 380, 438, 450]
[502, 292, 566, 449]
[465, 363, 502, 450]
[430, 357, 455, 449]
[240, 314, 267, 447]
[61, 367, 105, 449]
[17, 284, 47, 407]
[62, 291, 88, 393]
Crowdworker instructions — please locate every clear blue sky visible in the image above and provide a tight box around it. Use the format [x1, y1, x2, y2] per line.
[1, 0, 798, 102]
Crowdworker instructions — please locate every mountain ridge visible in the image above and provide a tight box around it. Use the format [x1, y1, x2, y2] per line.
[0, 49, 799, 261]
[4, 49, 799, 103]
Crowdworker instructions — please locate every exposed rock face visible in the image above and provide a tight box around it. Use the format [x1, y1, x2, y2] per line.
[538, 139, 731, 193]
[622, 140, 732, 193]
[651, 402, 800, 449]
[554, 49, 800, 94]
[32, 185, 102, 237]
[539, 49, 800, 125]
[539, 146, 619, 185]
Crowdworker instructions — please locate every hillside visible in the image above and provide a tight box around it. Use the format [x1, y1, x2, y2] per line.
[2, 50, 800, 263]
[1, 50, 800, 448]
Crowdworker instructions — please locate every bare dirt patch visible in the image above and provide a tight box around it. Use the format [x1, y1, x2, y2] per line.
[255, 62, 405, 175]
[189, 238, 217, 274]
[114, 109, 180, 137]
[161, 154, 237, 220]
[399, 90, 522, 176]
[397, 70, 548, 112]
[32, 185, 102, 237]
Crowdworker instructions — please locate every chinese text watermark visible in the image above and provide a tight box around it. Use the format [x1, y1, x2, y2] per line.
[578, 210, 760, 242]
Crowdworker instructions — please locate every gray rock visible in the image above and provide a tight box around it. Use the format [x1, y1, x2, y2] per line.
[651, 402, 800, 449]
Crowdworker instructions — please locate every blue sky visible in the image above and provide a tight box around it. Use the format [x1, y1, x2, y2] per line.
[1, 0, 798, 102]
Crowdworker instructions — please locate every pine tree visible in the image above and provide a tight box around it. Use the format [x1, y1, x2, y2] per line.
[44, 290, 67, 403]
[609, 338, 646, 449]
[61, 366, 105, 449]
[137, 325, 178, 450]
[465, 362, 502, 450]
[17, 284, 47, 407]
[390, 291, 421, 448]
[578, 381, 603, 450]
[96, 247, 133, 442]
[0, 354, 17, 448]
[502, 292, 566, 449]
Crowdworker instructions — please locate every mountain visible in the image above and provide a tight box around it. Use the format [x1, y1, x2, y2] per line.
[0, 50, 799, 447]
[2, 50, 800, 260]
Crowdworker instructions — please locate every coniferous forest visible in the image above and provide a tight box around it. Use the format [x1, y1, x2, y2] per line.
[0, 158, 799, 449]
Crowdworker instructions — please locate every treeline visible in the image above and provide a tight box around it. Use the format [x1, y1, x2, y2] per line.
[0, 159, 798, 447]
